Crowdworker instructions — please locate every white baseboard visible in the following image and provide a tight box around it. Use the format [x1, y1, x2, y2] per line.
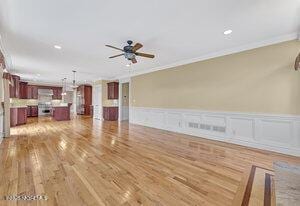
[130, 107, 300, 157]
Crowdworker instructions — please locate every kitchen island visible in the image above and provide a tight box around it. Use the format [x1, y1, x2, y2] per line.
[52, 103, 72, 121]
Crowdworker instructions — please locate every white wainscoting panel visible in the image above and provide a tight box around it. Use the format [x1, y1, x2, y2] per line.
[130, 107, 300, 156]
[0, 112, 3, 141]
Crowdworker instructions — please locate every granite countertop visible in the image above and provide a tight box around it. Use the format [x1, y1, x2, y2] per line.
[10, 105, 28, 108]
[52, 105, 69, 108]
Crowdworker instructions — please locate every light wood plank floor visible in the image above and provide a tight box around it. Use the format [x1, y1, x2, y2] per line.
[0, 116, 299, 206]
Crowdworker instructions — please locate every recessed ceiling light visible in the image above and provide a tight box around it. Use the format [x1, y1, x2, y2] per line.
[126, 63, 131, 67]
[37, 74, 41, 76]
[224, 30, 232, 35]
[54, 45, 62, 49]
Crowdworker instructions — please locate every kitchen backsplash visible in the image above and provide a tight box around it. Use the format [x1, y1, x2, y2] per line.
[51, 100, 63, 106]
[102, 99, 118, 107]
[10, 98, 63, 106]
[10, 98, 38, 106]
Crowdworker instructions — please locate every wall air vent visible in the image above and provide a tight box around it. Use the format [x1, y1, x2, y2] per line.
[188, 122, 199, 128]
[188, 122, 226, 133]
[200, 124, 211, 130]
[212, 126, 226, 133]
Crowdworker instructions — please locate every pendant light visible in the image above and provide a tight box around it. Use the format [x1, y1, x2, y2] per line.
[61, 78, 67, 96]
[70, 70, 78, 89]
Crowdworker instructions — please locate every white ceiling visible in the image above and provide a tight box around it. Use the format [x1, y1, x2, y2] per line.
[0, 0, 299, 85]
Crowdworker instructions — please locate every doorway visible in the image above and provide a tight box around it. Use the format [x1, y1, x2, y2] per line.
[92, 84, 102, 120]
[120, 82, 129, 121]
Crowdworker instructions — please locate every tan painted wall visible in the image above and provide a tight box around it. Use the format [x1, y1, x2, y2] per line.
[131, 40, 300, 115]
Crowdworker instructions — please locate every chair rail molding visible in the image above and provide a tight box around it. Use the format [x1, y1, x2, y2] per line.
[129, 107, 300, 156]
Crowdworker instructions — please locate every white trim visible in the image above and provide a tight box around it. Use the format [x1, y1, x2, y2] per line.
[116, 33, 298, 79]
[0, 112, 4, 140]
[130, 107, 300, 156]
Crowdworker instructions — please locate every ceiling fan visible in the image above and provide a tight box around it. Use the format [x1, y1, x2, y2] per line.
[295, 52, 300, 71]
[105, 40, 155, 64]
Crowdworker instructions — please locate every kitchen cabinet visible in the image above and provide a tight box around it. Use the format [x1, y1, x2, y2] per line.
[77, 85, 92, 115]
[9, 75, 20, 98]
[19, 81, 28, 99]
[17, 108, 27, 125]
[10, 108, 18, 127]
[52, 87, 62, 100]
[31, 106, 38, 117]
[27, 106, 38, 117]
[10, 107, 27, 127]
[103, 107, 118, 121]
[27, 85, 38, 99]
[107, 82, 119, 99]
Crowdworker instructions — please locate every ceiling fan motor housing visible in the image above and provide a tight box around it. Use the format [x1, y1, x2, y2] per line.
[123, 40, 135, 60]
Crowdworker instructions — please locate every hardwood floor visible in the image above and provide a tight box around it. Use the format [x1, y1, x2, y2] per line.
[0, 116, 299, 206]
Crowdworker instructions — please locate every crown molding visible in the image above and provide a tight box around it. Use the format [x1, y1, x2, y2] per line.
[116, 32, 299, 80]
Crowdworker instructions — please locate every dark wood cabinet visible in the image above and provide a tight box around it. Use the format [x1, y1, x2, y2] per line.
[27, 106, 38, 117]
[103, 107, 118, 121]
[10, 108, 18, 127]
[107, 82, 119, 99]
[9, 75, 20, 98]
[77, 85, 92, 115]
[19, 81, 28, 99]
[31, 106, 38, 117]
[52, 87, 62, 100]
[27, 85, 38, 99]
[52, 104, 71, 121]
[17, 108, 27, 125]
[10, 107, 27, 127]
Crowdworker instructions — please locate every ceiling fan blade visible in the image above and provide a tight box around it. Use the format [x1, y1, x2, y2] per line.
[295, 53, 300, 71]
[131, 58, 137, 64]
[109, 53, 124, 58]
[135, 52, 155, 58]
[105, 45, 124, 51]
[132, 43, 143, 52]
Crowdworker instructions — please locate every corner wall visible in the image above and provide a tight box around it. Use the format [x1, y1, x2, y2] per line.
[129, 40, 300, 156]
[131, 40, 300, 115]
